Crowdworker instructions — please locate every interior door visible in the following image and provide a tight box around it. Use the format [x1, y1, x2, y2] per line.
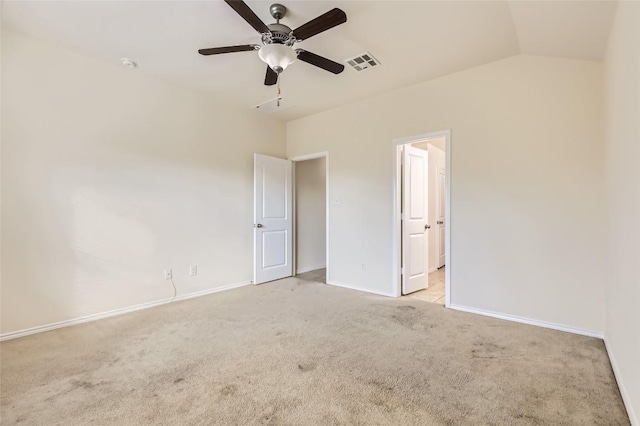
[437, 166, 446, 268]
[254, 154, 293, 284]
[402, 145, 429, 294]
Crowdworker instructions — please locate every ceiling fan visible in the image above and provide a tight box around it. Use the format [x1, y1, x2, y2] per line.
[199, 0, 347, 86]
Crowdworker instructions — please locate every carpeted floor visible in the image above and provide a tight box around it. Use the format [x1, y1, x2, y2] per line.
[0, 277, 629, 425]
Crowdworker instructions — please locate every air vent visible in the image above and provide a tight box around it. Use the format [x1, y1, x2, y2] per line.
[345, 52, 380, 72]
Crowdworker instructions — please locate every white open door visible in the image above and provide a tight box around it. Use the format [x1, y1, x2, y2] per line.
[254, 154, 293, 284]
[437, 165, 446, 268]
[402, 145, 429, 294]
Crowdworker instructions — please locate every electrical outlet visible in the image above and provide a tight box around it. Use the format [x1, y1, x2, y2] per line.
[164, 269, 172, 280]
[190, 265, 198, 276]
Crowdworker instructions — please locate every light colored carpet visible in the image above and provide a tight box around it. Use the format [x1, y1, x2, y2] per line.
[0, 277, 629, 425]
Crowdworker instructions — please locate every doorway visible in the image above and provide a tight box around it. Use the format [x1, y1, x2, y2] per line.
[292, 153, 328, 284]
[410, 139, 446, 304]
[253, 152, 329, 285]
[392, 131, 450, 305]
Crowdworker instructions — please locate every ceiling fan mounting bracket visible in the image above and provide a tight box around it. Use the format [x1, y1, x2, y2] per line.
[269, 4, 287, 21]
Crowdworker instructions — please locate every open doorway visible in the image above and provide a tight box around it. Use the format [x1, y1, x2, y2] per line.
[392, 131, 450, 305]
[291, 153, 328, 284]
[409, 138, 447, 304]
[252, 152, 329, 285]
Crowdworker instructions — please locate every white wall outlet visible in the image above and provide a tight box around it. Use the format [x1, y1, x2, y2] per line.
[190, 265, 197, 276]
[164, 269, 172, 280]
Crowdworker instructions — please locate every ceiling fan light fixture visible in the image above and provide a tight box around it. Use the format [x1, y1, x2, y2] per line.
[258, 44, 297, 73]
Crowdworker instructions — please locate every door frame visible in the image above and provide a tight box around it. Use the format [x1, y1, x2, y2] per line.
[391, 130, 451, 306]
[289, 151, 330, 281]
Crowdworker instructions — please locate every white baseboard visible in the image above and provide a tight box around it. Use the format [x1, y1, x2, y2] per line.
[295, 264, 326, 274]
[0, 281, 251, 342]
[327, 280, 395, 298]
[604, 338, 638, 426]
[448, 304, 604, 339]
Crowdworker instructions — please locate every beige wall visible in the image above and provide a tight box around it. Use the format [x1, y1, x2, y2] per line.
[603, 1, 640, 423]
[0, 30, 286, 334]
[287, 55, 605, 335]
[295, 157, 326, 273]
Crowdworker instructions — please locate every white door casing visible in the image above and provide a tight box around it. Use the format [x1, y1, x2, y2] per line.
[402, 145, 429, 294]
[254, 154, 293, 284]
[438, 165, 446, 268]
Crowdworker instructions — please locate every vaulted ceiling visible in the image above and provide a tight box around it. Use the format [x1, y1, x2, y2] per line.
[2, 1, 617, 121]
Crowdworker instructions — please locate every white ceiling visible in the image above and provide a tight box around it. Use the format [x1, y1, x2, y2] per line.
[508, 0, 617, 61]
[2, 0, 617, 121]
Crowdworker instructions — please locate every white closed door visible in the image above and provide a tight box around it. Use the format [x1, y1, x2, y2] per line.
[437, 166, 446, 268]
[254, 154, 293, 284]
[402, 146, 429, 294]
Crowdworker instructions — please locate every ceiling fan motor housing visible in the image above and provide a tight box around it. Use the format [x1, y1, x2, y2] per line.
[263, 23, 295, 46]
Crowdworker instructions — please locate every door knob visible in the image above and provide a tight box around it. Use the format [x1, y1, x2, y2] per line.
[255, 224, 263, 228]
[425, 224, 431, 230]
[437, 221, 444, 225]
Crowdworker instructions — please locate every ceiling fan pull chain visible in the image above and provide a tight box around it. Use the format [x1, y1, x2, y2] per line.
[277, 78, 281, 107]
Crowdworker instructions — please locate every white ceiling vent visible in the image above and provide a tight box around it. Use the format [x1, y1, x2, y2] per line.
[345, 52, 380, 72]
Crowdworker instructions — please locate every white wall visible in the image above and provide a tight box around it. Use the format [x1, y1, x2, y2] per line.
[603, 1, 640, 423]
[295, 157, 326, 273]
[0, 30, 286, 335]
[287, 55, 605, 335]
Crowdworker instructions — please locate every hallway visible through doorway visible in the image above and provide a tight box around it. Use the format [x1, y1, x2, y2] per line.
[406, 267, 446, 305]
[293, 155, 327, 280]
[295, 268, 326, 284]
[394, 130, 449, 303]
